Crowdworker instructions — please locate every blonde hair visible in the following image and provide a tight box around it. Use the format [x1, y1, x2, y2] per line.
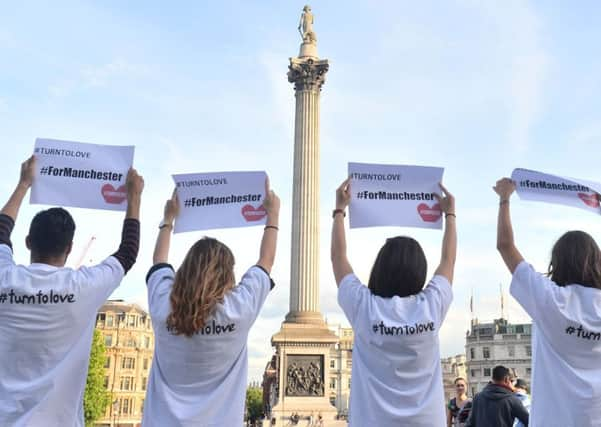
[166, 237, 235, 337]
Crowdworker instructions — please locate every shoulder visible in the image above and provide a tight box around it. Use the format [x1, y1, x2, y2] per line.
[146, 263, 175, 285]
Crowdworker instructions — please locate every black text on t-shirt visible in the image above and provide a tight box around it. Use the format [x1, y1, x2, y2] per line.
[372, 321, 435, 336]
[565, 324, 601, 341]
[0, 289, 76, 304]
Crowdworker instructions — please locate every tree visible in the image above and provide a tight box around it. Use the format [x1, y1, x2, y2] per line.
[84, 329, 111, 427]
[246, 386, 263, 424]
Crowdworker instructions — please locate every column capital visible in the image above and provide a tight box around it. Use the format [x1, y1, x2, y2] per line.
[288, 57, 329, 92]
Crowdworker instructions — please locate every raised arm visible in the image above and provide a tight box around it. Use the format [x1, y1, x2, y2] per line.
[494, 178, 524, 273]
[152, 190, 179, 265]
[433, 183, 457, 283]
[1, 156, 35, 222]
[256, 177, 280, 273]
[331, 178, 353, 286]
[111, 168, 143, 274]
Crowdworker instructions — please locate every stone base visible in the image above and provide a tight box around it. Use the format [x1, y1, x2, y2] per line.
[270, 322, 339, 425]
[299, 42, 318, 58]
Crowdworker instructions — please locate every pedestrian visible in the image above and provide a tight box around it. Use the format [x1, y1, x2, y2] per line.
[494, 177, 601, 426]
[513, 379, 530, 427]
[465, 366, 529, 427]
[0, 156, 143, 426]
[447, 377, 472, 427]
[141, 180, 280, 426]
[331, 178, 456, 426]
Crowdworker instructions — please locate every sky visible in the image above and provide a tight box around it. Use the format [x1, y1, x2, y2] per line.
[2, 1, 601, 383]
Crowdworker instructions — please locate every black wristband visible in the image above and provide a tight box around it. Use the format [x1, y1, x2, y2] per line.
[333, 209, 346, 218]
[265, 225, 279, 231]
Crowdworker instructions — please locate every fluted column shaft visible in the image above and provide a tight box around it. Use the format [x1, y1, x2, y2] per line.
[285, 57, 328, 324]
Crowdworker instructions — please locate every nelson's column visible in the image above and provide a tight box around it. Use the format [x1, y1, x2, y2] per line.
[270, 6, 339, 424]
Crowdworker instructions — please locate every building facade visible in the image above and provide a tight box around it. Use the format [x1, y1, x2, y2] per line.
[465, 318, 532, 398]
[441, 354, 467, 402]
[328, 327, 353, 418]
[94, 300, 154, 427]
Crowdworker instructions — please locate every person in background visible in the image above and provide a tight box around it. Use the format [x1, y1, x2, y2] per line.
[447, 377, 473, 427]
[331, 178, 456, 427]
[494, 177, 601, 426]
[465, 365, 528, 427]
[0, 156, 143, 426]
[142, 180, 279, 426]
[513, 379, 530, 427]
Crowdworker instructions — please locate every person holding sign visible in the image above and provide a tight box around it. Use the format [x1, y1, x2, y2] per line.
[0, 156, 143, 426]
[331, 178, 456, 427]
[494, 177, 601, 427]
[142, 180, 280, 427]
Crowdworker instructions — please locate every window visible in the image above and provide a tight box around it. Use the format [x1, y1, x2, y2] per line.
[526, 368, 531, 375]
[120, 398, 130, 415]
[508, 345, 515, 357]
[103, 376, 109, 388]
[97, 313, 105, 324]
[471, 369, 477, 378]
[330, 378, 336, 389]
[348, 378, 351, 388]
[106, 315, 114, 327]
[346, 360, 352, 369]
[330, 360, 335, 369]
[104, 335, 113, 347]
[120, 376, 134, 391]
[104, 356, 111, 368]
[329, 397, 336, 405]
[143, 358, 149, 370]
[471, 387, 476, 397]
[470, 348, 475, 359]
[483, 368, 491, 377]
[125, 336, 136, 347]
[526, 345, 532, 356]
[483, 347, 490, 359]
[128, 315, 136, 327]
[142, 377, 147, 391]
[144, 336, 151, 348]
[516, 325, 524, 333]
[121, 357, 135, 370]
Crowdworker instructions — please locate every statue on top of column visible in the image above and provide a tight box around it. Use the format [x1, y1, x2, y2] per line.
[298, 5, 317, 44]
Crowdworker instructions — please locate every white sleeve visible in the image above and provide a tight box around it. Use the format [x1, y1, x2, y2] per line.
[76, 256, 125, 306]
[422, 275, 453, 328]
[228, 266, 272, 323]
[0, 244, 15, 270]
[337, 273, 370, 326]
[510, 260, 553, 320]
[146, 264, 175, 316]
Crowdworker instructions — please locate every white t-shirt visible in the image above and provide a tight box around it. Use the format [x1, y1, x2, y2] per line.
[510, 261, 601, 427]
[142, 264, 272, 427]
[337, 273, 452, 427]
[0, 244, 125, 427]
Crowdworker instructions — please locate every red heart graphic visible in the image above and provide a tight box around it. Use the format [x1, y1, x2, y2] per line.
[417, 203, 442, 222]
[101, 184, 127, 204]
[241, 204, 267, 222]
[578, 193, 600, 208]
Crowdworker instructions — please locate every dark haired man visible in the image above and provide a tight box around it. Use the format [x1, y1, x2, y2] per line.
[465, 365, 529, 427]
[0, 156, 143, 426]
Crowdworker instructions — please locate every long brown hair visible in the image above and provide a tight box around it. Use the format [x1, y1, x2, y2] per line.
[547, 230, 601, 290]
[166, 237, 235, 337]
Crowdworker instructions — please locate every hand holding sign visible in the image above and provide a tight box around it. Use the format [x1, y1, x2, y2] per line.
[336, 177, 351, 211]
[20, 156, 36, 189]
[434, 183, 455, 217]
[261, 177, 280, 221]
[163, 189, 180, 225]
[493, 178, 516, 201]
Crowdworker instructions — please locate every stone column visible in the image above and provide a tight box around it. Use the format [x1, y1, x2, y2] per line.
[285, 56, 329, 325]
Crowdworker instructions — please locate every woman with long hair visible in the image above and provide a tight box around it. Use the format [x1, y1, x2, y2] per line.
[447, 377, 472, 427]
[331, 178, 457, 426]
[142, 181, 280, 426]
[495, 177, 601, 426]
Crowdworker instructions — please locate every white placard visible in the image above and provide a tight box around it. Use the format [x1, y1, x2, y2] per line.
[173, 171, 267, 233]
[348, 162, 444, 229]
[30, 138, 134, 211]
[511, 168, 601, 214]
